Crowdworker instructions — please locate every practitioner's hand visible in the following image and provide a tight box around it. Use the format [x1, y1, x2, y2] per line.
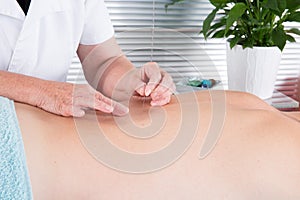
[36, 82, 129, 117]
[135, 62, 176, 106]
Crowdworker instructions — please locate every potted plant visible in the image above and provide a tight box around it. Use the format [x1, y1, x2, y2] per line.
[166, 0, 300, 99]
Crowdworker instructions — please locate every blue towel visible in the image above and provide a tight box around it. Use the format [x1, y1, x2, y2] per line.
[0, 97, 33, 200]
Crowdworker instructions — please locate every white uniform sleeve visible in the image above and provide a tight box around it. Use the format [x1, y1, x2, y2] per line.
[80, 0, 114, 45]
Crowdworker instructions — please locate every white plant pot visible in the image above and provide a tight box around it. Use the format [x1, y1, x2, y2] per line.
[226, 44, 282, 99]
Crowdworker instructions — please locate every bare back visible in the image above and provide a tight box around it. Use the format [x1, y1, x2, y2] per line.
[16, 91, 300, 199]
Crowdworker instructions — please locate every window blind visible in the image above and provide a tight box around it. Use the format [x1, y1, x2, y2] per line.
[67, 0, 300, 100]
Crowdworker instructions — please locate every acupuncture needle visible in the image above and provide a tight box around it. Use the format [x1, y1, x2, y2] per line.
[142, 0, 155, 109]
[142, 95, 146, 109]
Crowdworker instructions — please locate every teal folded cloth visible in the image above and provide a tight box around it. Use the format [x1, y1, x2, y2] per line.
[0, 97, 33, 200]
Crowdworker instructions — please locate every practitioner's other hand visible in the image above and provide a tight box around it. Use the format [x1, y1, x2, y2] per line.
[135, 62, 176, 106]
[35, 82, 129, 117]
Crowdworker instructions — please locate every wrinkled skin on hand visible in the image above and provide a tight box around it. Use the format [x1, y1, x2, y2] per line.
[36, 82, 128, 117]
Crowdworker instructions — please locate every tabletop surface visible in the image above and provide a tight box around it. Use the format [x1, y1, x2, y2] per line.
[264, 90, 299, 109]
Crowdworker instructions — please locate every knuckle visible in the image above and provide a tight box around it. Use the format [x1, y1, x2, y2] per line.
[145, 62, 159, 71]
[57, 99, 72, 116]
[57, 104, 67, 116]
[95, 92, 102, 101]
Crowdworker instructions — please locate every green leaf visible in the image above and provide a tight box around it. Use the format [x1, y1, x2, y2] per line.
[202, 18, 226, 37]
[225, 29, 234, 37]
[229, 36, 240, 48]
[209, 0, 231, 7]
[286, 0, 300, 11]
[264, 0, 286, 14]
[272, 27, 287, 51]
[212, 29, 226, 38]
[278, 0, 287, 13]
[286, 34, 296, 42]
[210, 0, 229, 3]
[287, 28, 300, 36]
[202, 8, 219, 39]
[243, 38, 254, 49]
[210, 20, 226, 30]
[286, 12, 300, 23]
[225, 3, 247, 34]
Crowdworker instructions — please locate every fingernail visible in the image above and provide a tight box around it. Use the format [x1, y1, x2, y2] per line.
[79, 110, 85, 116]
[75, 110, 85, 117]
[123, 107, 129, 114]
[145, 88, 151, 96]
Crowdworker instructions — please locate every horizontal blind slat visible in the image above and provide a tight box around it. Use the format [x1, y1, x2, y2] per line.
[67, 0, 300, 100]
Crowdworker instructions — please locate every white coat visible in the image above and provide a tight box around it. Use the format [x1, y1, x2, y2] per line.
[0, 0, 114, 81]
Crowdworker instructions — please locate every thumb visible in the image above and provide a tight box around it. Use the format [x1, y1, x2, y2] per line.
[142, 62, 162, 96]
[134, 82, 146, 96]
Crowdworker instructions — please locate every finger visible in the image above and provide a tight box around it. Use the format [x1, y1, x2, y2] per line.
[74, 85, 129, 116]
[142, 62, 162, 96]
[95, 92, 129, 116]
[112, 101, 129, 116]
[74, 91, 114, 113]
[94, 92, 114, 107]
[151, 72, 176, 98]
[150, 95, 171, 106]
[151, 83, 174, 101]
[94, 99, 114, 113]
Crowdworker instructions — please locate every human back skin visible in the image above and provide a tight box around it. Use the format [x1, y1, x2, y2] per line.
[16, 91, 300, 200]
